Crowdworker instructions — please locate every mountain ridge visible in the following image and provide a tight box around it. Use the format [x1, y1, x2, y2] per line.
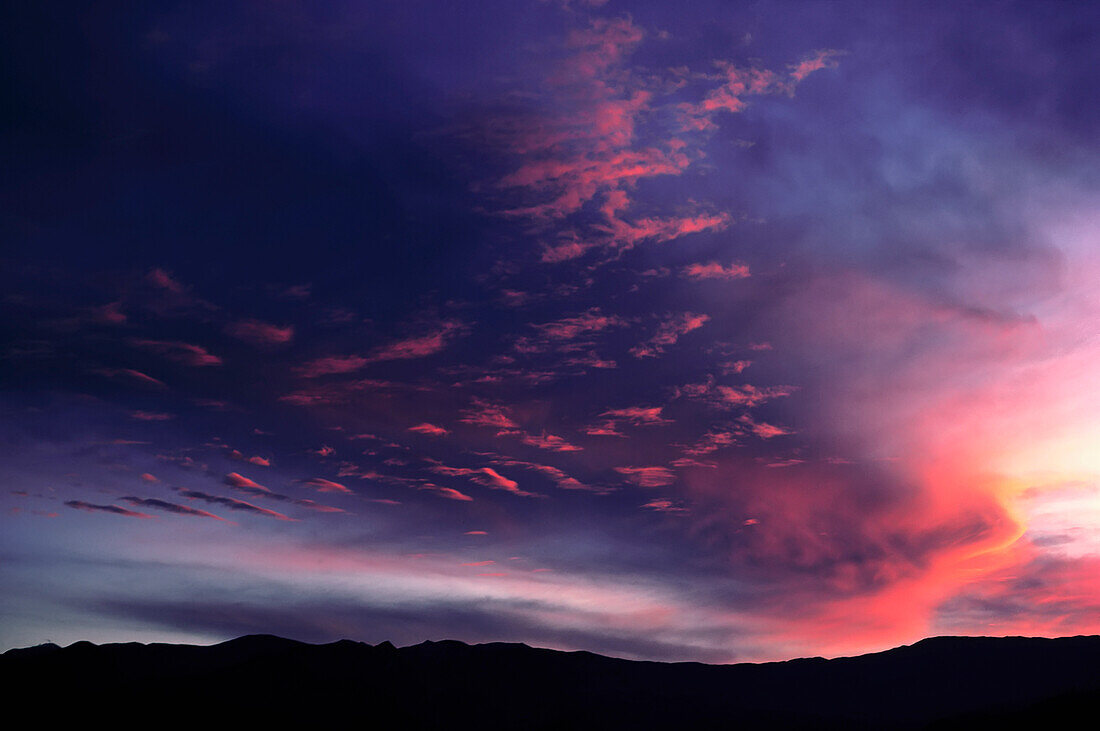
[4, 633, 1100, 727]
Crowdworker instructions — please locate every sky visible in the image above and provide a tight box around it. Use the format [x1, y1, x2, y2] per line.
[2, 0, 1100, 662]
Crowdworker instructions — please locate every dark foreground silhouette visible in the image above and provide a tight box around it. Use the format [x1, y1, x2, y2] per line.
[5, 634, 1100, 728]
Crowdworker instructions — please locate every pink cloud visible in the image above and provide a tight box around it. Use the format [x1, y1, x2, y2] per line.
[676, 376, 795, 409]
[487, 16, 838, 270]
[295, 355, 370, 378]
[429, 464, 540, 498]
[92, 367, 166, 389]
[740, 415, 792, 439]
[683, 262, 751, 280]
[368, 320, 465, 362]
[408, 422, 449, 437]
[597, 211, 731, 251]
[223, 472, 271, 495]
[421, 484, 474, 502]
[122, 369, 166, 387]
[526, 308, 628, 345]
[88, 301, 127, 324]
[630, 312, 710, 358]
[541, 240, 592, 263]
[641, 499, 688, 514]
[677, 50, 840, 131]
[788, 49, 845, 84]
[130, 338, 222, 367]
[140, 473, 159, 483]
[65, 500, 154, 519]
[300, 477, 353, 494]
[120, 496, 227, 521]
[615, 466, 676, 488]
[561, 351, 617, 369]
[561, 16, 644, 80]
[670, 457, 717, 468]
[292, 498, 346, 514]
[226, 448, 271, 467]
[600, 406, 671, 425]
[587, 405, 671, 438]
[719, 360, 752, 375]
[681, 429, 740, 456]
[130, 410, 174, 421]
[176, 488, 294, 521]
[225, 319, 295, 345]
[581, 423, 626, 437]
[460, 399, 520, 430]
[488, 457, 598, 492]
[146, 268, 185, 293]
[295, 322, 466, 377]
[519, 432, 583, 452]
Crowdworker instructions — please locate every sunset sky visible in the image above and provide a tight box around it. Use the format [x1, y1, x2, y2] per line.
[3, 0, 1100, 662]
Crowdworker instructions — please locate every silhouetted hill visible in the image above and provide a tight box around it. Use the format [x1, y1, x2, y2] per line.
[4, 634, 1100, 727]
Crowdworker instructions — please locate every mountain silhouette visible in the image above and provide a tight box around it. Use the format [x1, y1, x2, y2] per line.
[4, 634, 1100, 727]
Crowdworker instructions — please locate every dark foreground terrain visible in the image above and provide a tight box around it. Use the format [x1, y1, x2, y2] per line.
[4, 633, 1100, 728]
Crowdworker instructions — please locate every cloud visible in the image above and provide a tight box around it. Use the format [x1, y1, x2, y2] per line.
[739, 414, 791, 439]
[65, 500, 153, 519]
[146, 268, 186, 294]
[516, 308, 629, 353]
[88, 301, 127, 325]
[130, 410, 174, 421]
[92, 368, 166, 388]
[678, 49, 842, 130]
[295, 355, 370, 378]
[518, 432, 583, 452]
[429, 464, 541, 498]
[460, 399, 520, 430]
[294, 322, 466, 378]
[292, 498, 346, 514]
[408, 423, 449, 437]
[680, 429, 740, 456]
[129, 339, 222, 367]
[788, 49, 845, 84]
[120, 496, 227, 521]
[368, 320, 466, 362]
[597, 212, 732, 251]
[641, 499, 688, 514]
[630, 313, 710, 358]
[682, 262, 751, 280]
[486, 14, 839, 266]
[300, 477, 353, 494]
[420, 484, 474, 502]
[488, 457, 598, 492]
[226, 449, 271, 467]
[600, 406, 671, 425]
[675, 376, 795, 410]
[175, 488, 294, 521]
[615, 466, 676, 488]
[225, 319, 295, 345]
[586, 406, 671, 437]
[223, 472, 272, 496]
[581, 422, 626, 437]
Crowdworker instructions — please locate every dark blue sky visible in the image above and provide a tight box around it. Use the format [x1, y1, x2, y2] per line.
[3, 0, 1100, 661]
